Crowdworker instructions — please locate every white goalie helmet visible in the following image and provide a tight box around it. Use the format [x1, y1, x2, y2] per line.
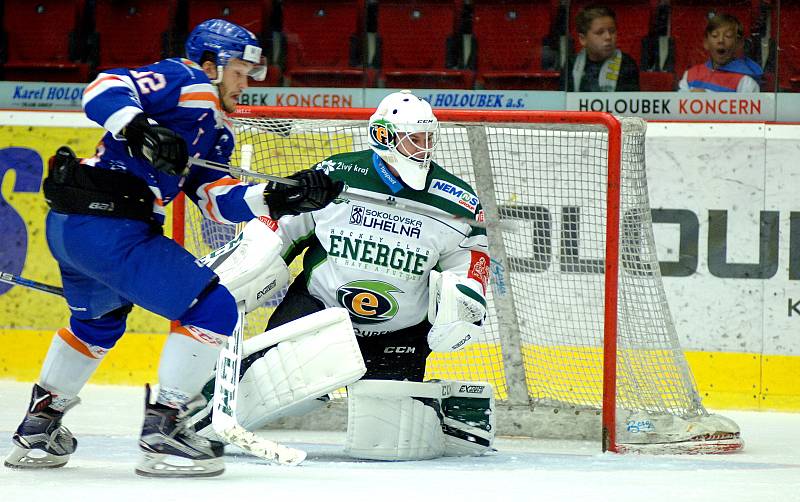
[368, 90, 439, 191]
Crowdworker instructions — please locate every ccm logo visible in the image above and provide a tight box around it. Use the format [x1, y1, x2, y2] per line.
[459, 384, 485, 394]
[383, 346, 416, 354]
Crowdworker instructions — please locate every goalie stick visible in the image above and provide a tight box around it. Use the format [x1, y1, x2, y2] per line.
[212, 304, 307, 466]
[188, 157, 516, 232]
[0, 271, 306, 466]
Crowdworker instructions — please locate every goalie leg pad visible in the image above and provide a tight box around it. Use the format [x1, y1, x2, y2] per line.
[439, 380, 496, 456]
[193, 308, 366, 437]
[345, 380, 446, 461]
[197, 219, 290, 313]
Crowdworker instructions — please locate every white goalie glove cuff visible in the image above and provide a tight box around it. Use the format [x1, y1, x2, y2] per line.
[427, 270, 486, 352]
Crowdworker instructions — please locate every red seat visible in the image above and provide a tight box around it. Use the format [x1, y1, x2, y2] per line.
[669, 0, 754, 78]
[2, 0, 89, 82]
[282, 0, 371, 88]
[187, 0, 270, 34]
[568, 0, 654, 67]
[186, 1, 280, 86]
[93, 1, 179, 72]
[639, 71, 675, 91]
[777, 2, 800, 91]
[377, 0, 473, 89]
[472, 0, 560, 90]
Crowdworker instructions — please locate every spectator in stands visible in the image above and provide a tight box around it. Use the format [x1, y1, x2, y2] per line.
[678, 13, 763, 92]
[565, 5, 640, 92]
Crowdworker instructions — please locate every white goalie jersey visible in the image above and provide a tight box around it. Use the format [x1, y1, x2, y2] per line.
[274, 149, 490, 337]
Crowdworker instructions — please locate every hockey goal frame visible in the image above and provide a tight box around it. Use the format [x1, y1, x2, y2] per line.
[172, 106, 739, 454]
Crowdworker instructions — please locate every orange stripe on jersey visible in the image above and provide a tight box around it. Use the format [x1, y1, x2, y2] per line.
[84, 74, 122, 95]
[57, 328, 103, 359]
[203, 177, 242, 223]
[179, 92, 221, 108]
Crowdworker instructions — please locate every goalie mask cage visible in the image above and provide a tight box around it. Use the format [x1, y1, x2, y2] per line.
[173, 107, 742, 454]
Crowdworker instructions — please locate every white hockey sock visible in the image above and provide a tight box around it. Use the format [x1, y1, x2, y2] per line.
[39, 328, 107, 410]
[157, 329, 224, 407]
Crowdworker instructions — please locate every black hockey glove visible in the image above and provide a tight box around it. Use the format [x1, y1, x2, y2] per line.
[263, 169, 343, 220]
[123, 114, 189, 176]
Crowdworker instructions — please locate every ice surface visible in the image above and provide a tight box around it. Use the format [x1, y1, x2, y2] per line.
[0, 381, 798, 502]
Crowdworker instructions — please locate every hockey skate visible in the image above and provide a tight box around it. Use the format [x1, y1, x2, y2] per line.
[4, 384, 79, 469]
[135, 385, 225, 478]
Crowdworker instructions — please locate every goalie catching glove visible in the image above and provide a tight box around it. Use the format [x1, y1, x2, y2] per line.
[123, 113, 189, 176]
[263, 169, 344, 220]
[427, 270, 487, 352]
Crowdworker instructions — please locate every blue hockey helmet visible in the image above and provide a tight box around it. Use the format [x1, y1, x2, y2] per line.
[185, 19, 266, 80]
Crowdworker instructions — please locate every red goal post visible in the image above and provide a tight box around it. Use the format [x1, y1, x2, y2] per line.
[173, 106, 742, 454]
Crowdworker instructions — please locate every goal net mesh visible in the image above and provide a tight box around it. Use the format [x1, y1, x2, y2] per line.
[180, 114, 707, 435]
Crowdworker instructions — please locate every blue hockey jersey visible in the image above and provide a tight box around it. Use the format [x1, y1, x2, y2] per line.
[81, 58, 268, 225]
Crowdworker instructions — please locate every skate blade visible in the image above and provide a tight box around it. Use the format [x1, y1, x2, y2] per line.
[4, 445, 69, 469]
[135, 452, 224, 478]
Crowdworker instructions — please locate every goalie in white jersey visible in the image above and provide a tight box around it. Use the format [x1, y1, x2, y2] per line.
[191, 90, 496, 460]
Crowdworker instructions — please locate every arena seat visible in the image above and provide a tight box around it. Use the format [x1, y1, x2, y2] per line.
[281, 0, 371, 88]
[376, 0, 473, 89]
[1, 0, 89, 82]
[668, 0, 754, 78]
[92, 0, 179, 73]
[186, 1, 280, 86]
[777, 1, 800, 91]
[471, 0, 561, 90]
[639, 71, 675, 91]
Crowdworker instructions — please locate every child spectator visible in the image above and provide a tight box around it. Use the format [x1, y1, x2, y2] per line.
[678, 13, 763, 92]
[566, 5, 640, 92]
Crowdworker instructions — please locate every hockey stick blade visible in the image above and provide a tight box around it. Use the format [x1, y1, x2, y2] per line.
[0, 272, 64, 297]
[218, 425, 306, 466]
[188, 157, 517, 232]
[212, 305, 307, 466]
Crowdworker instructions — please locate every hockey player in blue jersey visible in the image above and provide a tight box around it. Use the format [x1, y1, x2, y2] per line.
[4, 19, 341, 477]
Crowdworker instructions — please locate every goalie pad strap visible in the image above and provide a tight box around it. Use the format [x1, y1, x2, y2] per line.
[440, 381, 495, 457]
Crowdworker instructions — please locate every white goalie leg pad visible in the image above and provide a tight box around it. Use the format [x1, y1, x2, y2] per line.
[439, 380, 495, 456]
[345, 380, 446, 461]
[197, 218, 289, 313]
[427, 270, 486, 352]
[195, 308, 366, 438]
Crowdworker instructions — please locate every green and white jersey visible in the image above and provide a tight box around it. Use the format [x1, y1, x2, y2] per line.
[275, 150, 490, 337]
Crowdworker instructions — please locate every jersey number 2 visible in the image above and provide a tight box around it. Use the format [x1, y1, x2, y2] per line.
[131, 70, 167, 94]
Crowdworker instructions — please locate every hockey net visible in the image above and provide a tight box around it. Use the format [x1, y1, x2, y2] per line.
[174, 107, 742, 454]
